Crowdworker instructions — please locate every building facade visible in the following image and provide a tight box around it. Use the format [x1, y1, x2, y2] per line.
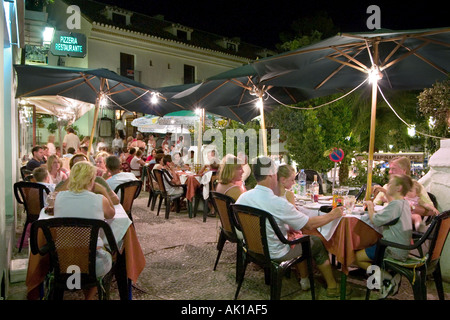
[2, 0, 274, 298]
[1, 0, 24, 299]
[20, 0, 274, 148]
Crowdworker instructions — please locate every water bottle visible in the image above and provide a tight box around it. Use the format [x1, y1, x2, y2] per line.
[299, 169, 306, 197]
[311, 175, 319, 202]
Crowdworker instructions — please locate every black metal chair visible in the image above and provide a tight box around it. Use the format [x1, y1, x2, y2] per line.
[14, 181, 50, 252]
[114, 180, 142, 223]
[145, 165, 161, 210]
[354, 183, 379, 201]
[20, 165, 33, 180]
[366, 210, 449, 300]
[30, 217, 119, 300]
[231, 204, 315, 300]
[210, 192, 243, 283]
[153, 169, 185, 219]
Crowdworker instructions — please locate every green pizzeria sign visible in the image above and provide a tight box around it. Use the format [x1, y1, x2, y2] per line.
[50, 31, 87, 58]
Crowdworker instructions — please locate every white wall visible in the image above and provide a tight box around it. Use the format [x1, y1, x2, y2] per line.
[87, 24, 248, 88]
[0, 0, 7, 298]
[1, 0, 21, 299]
[47, 1, 249, 89]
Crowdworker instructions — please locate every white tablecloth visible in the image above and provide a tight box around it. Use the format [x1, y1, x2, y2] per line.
[39, 204, 132, 245]
[297, 202, 383, 241]
[178, 170, 213, 200]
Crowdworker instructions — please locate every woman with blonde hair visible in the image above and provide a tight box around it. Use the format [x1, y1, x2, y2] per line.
[47, 154, 68, 185]
[277, 164, 297, 205]
[95, 151, 110, 178]
[215, 154, 246, 201]
[53, 161, 115, 299]
[56, 153, 120, 206]
[277, 164, 310, 291]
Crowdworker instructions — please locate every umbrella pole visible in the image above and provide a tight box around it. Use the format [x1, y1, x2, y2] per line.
[365, 40, 381, 200]
[366, 55, 383, 202]
[258, 96, 268, 156]
[88, 100, 100, 155]
[88, 79, 105, 155]
[197, 108, 203, 164]
[365, 80, 377, 200]
[33, 105, 36, 146]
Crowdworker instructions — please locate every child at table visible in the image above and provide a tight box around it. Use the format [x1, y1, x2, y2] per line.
[276, 164, 311, 290]
[405, 180, 439, 231]
[355, 174, 413, 298]
[32, 166, 55, 207]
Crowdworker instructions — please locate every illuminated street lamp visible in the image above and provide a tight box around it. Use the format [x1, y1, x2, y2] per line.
[43, 26, 55, 45]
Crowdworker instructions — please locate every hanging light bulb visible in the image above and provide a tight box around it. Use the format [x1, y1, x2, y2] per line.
[151, 92, 159, 104]
[256, 97, 264, 110]
[99, 93, 107, 107]
[194, 108, 202, 116]
[407, 125, 416, 137]
[368, 65, 382, 83]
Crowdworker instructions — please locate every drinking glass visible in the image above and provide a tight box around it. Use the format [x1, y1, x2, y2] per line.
[344, 195, 356, 214]
[46, 191, 57, 215]
[340, 186, 350, 196]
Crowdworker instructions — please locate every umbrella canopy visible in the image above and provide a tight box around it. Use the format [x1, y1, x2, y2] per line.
[135, 124, 191, 134]
[167, 72, 308, 124]
[251, 27, 450, 96]
[168, 27, 450, 197]
[250, 27, 450, 198]
[130, 114, 188, 133]
[14, 64, 183, 152]
[131, 110, 221, 128]
[14, 64, 182, 116]
[166, 71, 311, 154]
[19, 95, 93, 121]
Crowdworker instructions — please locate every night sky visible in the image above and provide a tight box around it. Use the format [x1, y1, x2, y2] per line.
[92, 0, 448, 49]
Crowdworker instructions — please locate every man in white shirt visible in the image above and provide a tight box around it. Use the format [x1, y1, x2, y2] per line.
[236, 156, 347, 297]
[63, 127, 80, 153]
[105, 155, 138, 198]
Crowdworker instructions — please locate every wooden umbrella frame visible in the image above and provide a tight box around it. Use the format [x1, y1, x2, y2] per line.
[252, 28, 450, 198]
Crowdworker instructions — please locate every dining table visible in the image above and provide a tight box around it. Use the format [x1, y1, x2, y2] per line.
[297, 196, 383, 300]
[177, 170, 215, 218]
[25, 203, 146, 300]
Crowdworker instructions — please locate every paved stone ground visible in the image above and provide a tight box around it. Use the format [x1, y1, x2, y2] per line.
[7, 191, 450, 301]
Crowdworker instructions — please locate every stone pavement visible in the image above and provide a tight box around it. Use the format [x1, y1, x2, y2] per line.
[7, 191, 450, 301]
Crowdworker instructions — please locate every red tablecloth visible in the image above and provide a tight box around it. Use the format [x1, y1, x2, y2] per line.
[305, 216, 382, 274]
[25, 225, 145, 300]
[181, 174, 201, 202]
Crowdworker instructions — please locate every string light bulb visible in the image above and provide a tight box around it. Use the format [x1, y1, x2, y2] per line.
[368, 65, 382, 83]
[407, 124, 416, 137]
[194, 108, 202, 116]
[256, 97, 264, 110]
[151, 92, 159, 104]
